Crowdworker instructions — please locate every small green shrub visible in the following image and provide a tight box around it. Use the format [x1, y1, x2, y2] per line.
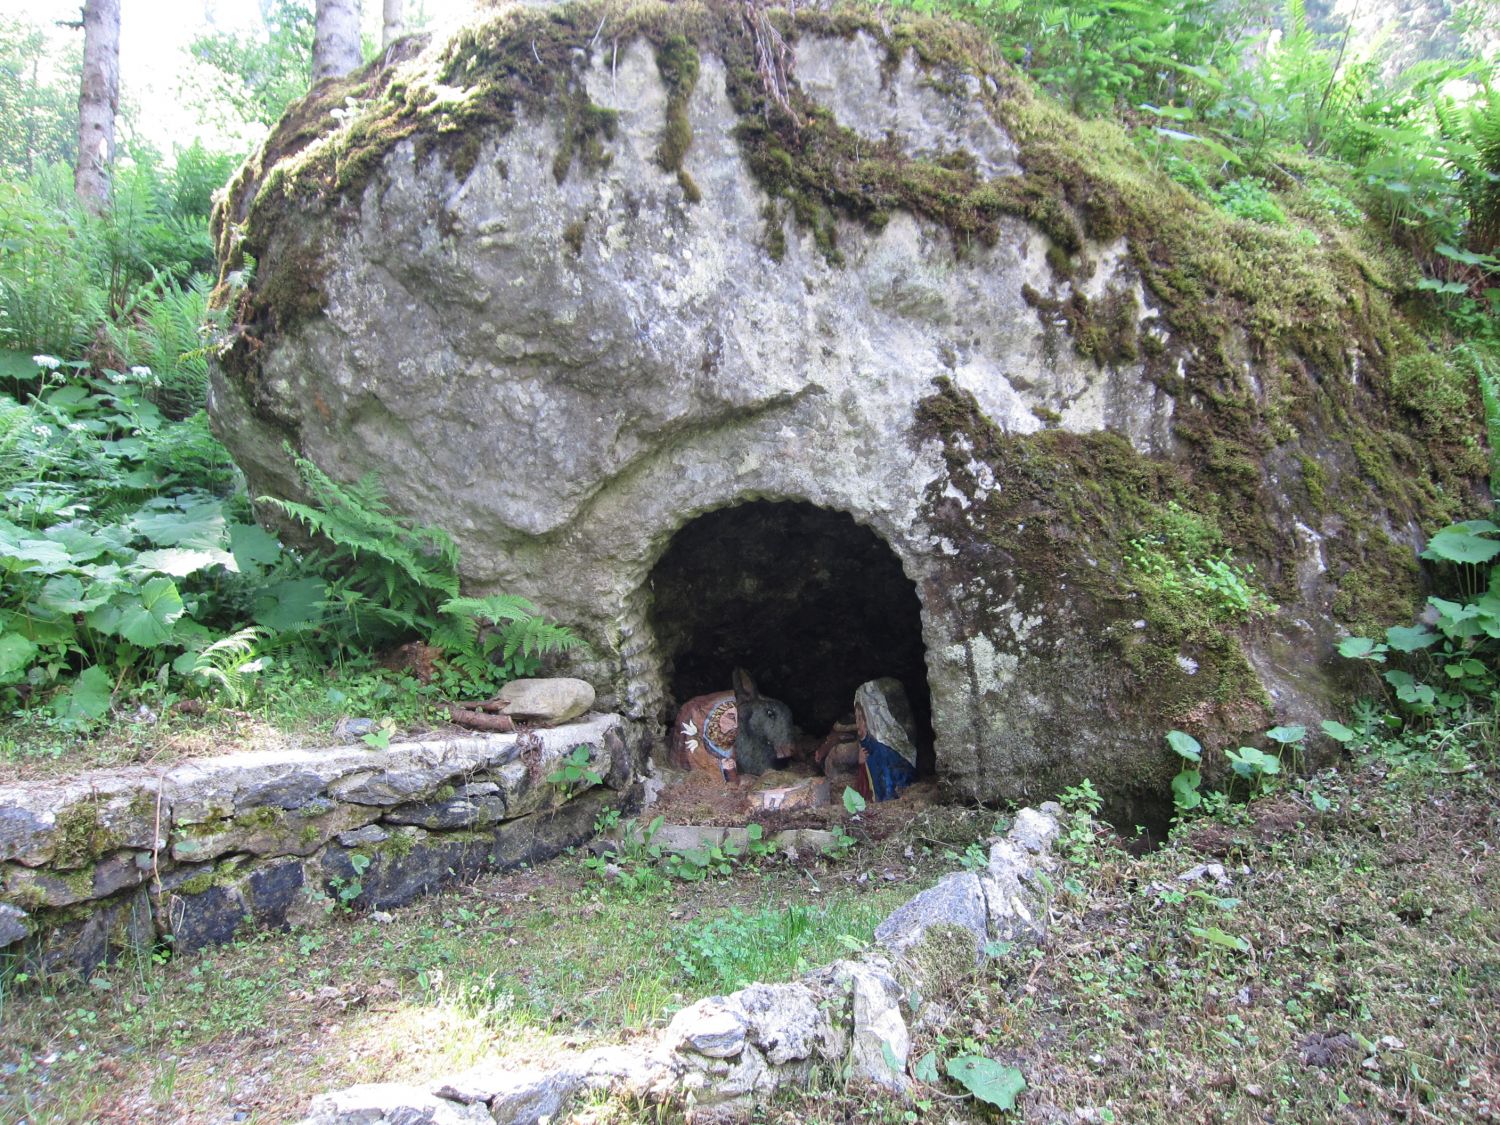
[1128, 502, 1274, 623]
[666, 904, 819, 992]
[1334, 516, 1500, 771]
[1165, 729, 1203, 813]
[1215, 178, 1288, 225]
[545, 745, 602, 801]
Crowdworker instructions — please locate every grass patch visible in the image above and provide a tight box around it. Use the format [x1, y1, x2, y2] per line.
[772, 763, 1500, 1123]
[0, 664, 452, 783]
[0, 806, 983, 1123]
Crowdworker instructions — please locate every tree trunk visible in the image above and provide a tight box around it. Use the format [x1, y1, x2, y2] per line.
[382, 0, 405, 51]
[74, 0, 120, 213]
[312, 0, 362, 83]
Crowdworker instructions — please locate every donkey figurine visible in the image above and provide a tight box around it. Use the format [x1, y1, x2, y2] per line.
[670, 668, 797, 781]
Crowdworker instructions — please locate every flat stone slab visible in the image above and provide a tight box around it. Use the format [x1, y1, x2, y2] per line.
[497, 677, 596, 723]
[752, 777, 831, 812]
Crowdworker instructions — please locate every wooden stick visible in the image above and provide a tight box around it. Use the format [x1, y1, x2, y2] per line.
[447, 705, 514, 732]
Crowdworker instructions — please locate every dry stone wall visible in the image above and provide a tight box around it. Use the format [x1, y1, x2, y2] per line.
[0, 715, 637, 973]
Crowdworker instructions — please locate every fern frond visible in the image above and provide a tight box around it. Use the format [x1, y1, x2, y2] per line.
[196, 626, 264, 662]
[261, 452, 461, 621]
[188, 625, 267, 707]
[438, 594, 539, 626]
[499, 616, 584, 662]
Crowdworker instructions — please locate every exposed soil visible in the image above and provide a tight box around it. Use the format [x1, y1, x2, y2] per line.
[647, 763, 943, 841]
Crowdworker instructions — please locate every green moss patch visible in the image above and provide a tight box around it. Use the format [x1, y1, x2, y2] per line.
[914, 377, 1268, 752]
[53, 801, 113, 870]
[654, 33, 701, 196]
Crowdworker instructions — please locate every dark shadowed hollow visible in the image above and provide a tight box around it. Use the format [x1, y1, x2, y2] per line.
[648, 501, 936, 774]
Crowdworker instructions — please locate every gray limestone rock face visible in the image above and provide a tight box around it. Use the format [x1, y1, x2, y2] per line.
[874, 871, 989, 961]
[843, 960, 911, 1092]
[794, 32, 1021, 178]
[736, 981, 839, 1066]
[299, 1083, 492, 1125]
[0, 902, 29, 946]
[209, 3, 1478, 809]
[667, 998, 748, 1059]
[38, 886, 154, 975]
[0, 777, 161, 869]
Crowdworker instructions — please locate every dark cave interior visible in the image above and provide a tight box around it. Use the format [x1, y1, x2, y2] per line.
[648, 501, 935, 774]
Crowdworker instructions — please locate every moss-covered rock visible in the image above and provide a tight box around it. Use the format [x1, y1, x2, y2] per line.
[208, 0, 1488, 811]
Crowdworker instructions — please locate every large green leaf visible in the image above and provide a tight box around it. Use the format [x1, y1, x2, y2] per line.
[1383, 670, 1436, 707]
[1337, 636, 1385, 661]
[0, 537, 74, 573]
[1385, 625, 1439, 653]
[41, 524, 122, 564]
[945, 1056, 1026, 1110]
[37, 574, 114, 615]
[1171, 769, 1202, 810]
[1187, 925, 1251, 952]
[114, 577, 185, 647]
[0, 632, 37, 678]
[1428, 597, 1486, 638]
[134, 547, 236, 577]
[253, 578, 327, 632]
[1265, 724, 1306, 745]
[53, 665, 114, 725]
[229, 523, 282, 572]
[1421, 526, 1500, 565]
[126, 497, 227, 548]
[1166, 729, 1202, 762]
[1227, 746, 1280, 778]
[0, 348, 41, 380]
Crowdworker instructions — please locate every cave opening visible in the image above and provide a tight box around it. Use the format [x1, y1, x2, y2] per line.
[648, 501, 935, 776]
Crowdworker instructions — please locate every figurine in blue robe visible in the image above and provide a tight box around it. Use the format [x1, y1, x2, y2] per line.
[854, 678, 918, 801]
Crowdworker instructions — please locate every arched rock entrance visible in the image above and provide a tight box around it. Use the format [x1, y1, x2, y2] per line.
[647, 501, 935, 774]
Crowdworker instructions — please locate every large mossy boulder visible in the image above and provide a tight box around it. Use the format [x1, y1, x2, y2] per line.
[209, 0, 1488, 811]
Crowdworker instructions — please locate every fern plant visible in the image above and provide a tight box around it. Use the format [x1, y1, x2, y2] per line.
[1439, 84, 1500, 255]
[104, 272, 222, 417]
[182, 625, 268, 706]
[433, 594, 583, 690]
[263, 452, 459, 646]
[263, 453, 579, 693]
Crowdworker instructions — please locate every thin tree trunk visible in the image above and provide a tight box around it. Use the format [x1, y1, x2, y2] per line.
[313, 0, 363, 83]
[382, 0, 405, 51]
[26, 54, 40, 177]
[74, 0, 120, 213]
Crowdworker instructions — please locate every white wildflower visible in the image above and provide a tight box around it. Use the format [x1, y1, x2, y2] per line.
[106, 369, 128, 384]
[130, 365, 152, 379]
[67, 422, 86, 432]
[32, 354, 60, 370]
[30, 425, 49, 437]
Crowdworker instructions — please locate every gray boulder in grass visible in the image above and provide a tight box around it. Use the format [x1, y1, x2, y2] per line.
[498, 678, 595, 724]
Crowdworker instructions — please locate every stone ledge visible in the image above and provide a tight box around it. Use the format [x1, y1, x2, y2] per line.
[0, 715, 638, 973]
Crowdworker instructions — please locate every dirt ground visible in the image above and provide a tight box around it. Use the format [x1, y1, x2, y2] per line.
[647, 761, 944, 840]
